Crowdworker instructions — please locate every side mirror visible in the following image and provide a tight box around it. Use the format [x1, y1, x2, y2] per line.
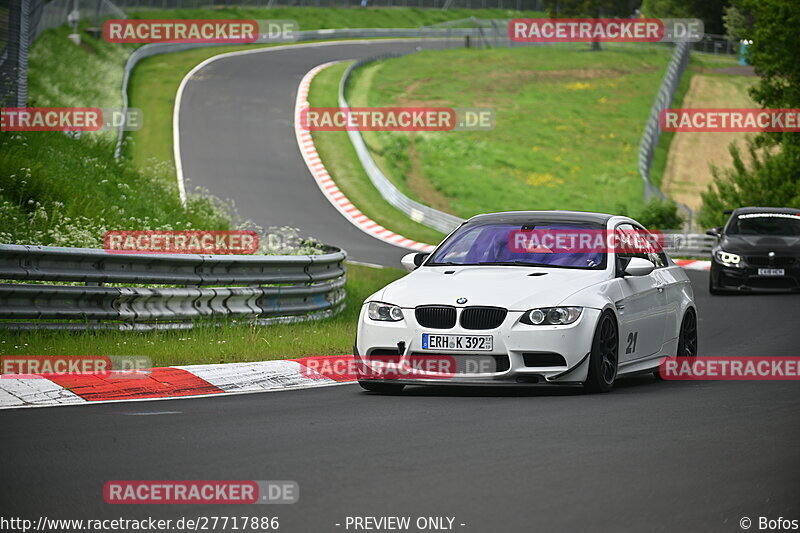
[624, 257, 655, 277]
[706, 227, 721, 237]
[401, 252, 429, 272]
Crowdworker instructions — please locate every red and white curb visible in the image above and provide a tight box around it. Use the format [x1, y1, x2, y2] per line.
[674, 259, 711, 271]
[294, 62, 435, 254]
[0, 356, 356, 409]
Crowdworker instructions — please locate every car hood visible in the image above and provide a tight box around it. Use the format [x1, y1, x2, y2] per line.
[719, 235, 800, 254]
[377, 266, 610, 310]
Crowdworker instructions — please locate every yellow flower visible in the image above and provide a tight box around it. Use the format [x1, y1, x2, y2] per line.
[566, 82, 591, 91]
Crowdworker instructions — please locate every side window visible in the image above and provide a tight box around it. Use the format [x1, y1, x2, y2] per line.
[615, 223, 666, 271]
[632, 224, 668, 268]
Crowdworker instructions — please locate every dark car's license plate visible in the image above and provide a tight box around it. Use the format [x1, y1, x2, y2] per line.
[758, 268, 785, 276]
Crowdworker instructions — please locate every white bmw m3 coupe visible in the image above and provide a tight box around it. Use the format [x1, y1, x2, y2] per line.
[355, 211, 697, 393]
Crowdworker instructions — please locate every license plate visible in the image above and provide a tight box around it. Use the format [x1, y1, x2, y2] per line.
[758, 268, 785, 276]
[421, 334, 493, 351]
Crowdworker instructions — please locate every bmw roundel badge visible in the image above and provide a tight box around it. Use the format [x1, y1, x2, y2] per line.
[456, 297, 468, 304]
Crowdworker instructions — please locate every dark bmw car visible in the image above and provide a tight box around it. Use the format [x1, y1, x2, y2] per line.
[707, 207, 800, 294]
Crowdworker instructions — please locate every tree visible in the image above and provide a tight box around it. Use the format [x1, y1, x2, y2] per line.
[641, 0, 730, 35]
[699, 0, 800, 226]
[698, 141, 800, 228]
[543, 0, 636, 51]
[735, 0, 800, 150]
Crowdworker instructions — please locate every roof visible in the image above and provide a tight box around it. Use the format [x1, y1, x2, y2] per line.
[465, 210, 615, 225]
[730, 207, 800, 216]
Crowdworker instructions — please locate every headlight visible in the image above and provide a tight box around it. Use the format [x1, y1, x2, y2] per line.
[714, 250, 741, 266]
[520, 307, 582, 325]
[367, 301, 404, 322]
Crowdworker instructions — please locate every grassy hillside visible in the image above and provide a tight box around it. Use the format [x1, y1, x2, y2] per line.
[347, 44, 677, 217]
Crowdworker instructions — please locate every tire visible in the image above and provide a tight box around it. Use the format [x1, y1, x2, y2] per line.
[655, 308, 698, 379]
[358, 381, 405, 394]
[584, 312, 618, 393]
[708, 273, 723, 295]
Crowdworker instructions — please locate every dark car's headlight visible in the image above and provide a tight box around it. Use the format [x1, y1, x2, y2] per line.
[714, 249, 742, 267]
[520, 307, 582, 325]
[367, 301, 404, 322]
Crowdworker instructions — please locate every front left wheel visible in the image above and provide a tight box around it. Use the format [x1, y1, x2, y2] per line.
[584, 311, 618, 393]
[358, 381, 405, 394]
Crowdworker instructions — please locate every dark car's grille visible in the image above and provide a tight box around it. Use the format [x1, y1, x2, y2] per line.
[415, 306, 456, 329]
[460, 307, 507, 330]
[746, 277, 798, 289]
[746, 255, 797, 267]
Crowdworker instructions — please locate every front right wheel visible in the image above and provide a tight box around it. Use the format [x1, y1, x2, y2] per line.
[584, 311, 618, 393]
[654, 308, 697, 380]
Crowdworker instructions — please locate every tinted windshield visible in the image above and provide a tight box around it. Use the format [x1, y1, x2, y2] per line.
[428, 221, 606, 269]
[727, 213, 800, 236]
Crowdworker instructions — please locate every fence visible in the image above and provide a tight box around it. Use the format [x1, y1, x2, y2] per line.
[662, 232, 715, 258]
[1, 0, 128, 107]
[1, 0, 27, 106]
[637, 40, 693, 225]
[0, 244, 347, 330]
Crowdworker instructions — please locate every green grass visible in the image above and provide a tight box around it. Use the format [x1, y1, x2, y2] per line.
[0, 130, 232, 247]
[307, 62, 446, 245]
[27, 26, 134, 141]
[0, 263, 405, 364]
[126, 7, 545, 28]
[346, 44, 677, 217]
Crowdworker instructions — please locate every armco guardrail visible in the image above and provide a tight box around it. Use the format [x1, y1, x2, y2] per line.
[638, 41, 693, 227]
[662, 232, 715, 258]
[114, 27, 506, 160]
[0, 244, 346, 330]
[339, 54, 465, 235]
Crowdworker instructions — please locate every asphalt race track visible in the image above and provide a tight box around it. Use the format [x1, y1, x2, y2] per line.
[177, 39, 458, 266]
[2, 270, 799, 532]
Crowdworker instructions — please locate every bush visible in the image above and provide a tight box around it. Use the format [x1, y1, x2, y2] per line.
[617, 198, 685, 230]
[698, 141, 800, 228]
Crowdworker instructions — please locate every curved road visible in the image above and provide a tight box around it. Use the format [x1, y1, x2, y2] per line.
[2, 271, 799, 532]
[178, 40, 456, 266]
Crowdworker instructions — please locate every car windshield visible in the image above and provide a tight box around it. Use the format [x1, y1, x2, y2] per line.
[727, 213, 800, 236]
[428, 221, 606, 269]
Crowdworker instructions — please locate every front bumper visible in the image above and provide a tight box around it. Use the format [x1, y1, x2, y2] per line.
[355, 306, 600, 385]
[711, 260, 800, 292]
